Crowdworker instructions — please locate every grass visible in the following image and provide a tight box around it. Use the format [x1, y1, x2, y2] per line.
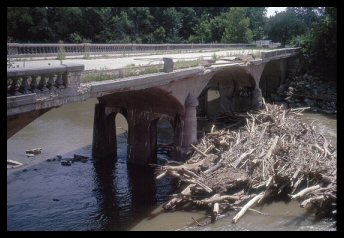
[252, 51, 262, 59]
[211, 53, 219, 60]
[81, 65, 162, 83]
[82, 72, 113, 82]
[174, 59, 201, 69]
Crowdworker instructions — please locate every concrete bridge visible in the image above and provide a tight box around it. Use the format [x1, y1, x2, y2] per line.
[7, 48, 300, 165]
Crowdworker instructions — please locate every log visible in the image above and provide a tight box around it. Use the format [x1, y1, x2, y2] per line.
[300, 195, 324, 208]
[184, 179, 213, 193]
[191, 144, 209, 158]
[211, 203, 220, 223]
[156, 170, 167, 180]
[232, 148, 256, 168]
[232, 193, 263, 224]
[7, 160, 24, 168]
[291, 185, 321, 200]
[204, 160, 224, 174]
[197, 195, 241, 204]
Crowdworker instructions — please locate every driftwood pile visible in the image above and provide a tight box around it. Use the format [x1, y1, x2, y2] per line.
[154, 101, 336, 224]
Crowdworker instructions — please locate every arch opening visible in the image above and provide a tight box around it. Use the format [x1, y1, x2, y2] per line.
[115, 112, 128, 161]
[259, 60, 285, 98]
[156, 117, 174, 157]
[207, 88, 221, 117]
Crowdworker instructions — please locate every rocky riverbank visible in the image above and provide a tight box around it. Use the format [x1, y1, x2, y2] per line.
[270, 73, 336, 114]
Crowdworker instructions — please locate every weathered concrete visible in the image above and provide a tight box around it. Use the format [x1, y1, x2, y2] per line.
[8, 48, 300, 165]
[163, 57, 174, 73]
[7, 108, 51, 139]
[92, 103, 117, 160]
[260, 58, 287, 97]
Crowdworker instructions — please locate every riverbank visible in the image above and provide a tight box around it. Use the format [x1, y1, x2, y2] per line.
[270, 73, 336, 114]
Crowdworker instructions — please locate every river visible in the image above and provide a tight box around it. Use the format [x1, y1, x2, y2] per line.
[7, 94, 336, 231]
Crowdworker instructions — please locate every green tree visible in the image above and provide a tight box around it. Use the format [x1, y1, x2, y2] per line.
[221, 8, 253, 43]
[287, 7, 325, 31]
[245, 7, 267, 41]
[161, 8, 183, 42]
[265, 11, 307, 46]
[189, 20, 212, 43]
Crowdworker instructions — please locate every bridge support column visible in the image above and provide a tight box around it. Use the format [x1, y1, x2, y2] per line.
[92, 103, 117, 160]
[182, 93, 198, 148]
[127, 110, 158, 165]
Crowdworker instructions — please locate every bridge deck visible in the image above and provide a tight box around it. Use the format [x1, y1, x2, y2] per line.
[8, 48, 264, 71]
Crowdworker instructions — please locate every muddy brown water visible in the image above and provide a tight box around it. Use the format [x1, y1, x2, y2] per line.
[7, 93, 336, 231]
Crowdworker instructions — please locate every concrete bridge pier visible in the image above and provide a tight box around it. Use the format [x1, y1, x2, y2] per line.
[127, 109, 159, 165]
[92, 102, 117, 160]
[182, 94, 199, 147]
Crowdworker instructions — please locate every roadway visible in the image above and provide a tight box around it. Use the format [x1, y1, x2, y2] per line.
[9, 49, 262, 71]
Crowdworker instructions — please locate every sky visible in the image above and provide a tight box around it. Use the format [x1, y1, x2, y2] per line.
[266, 7, 287, 17]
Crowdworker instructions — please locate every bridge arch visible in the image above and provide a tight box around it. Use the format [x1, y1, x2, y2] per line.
[198, 66, 257, 115]
[259, 58, 287, 98]
[92, 87, 185, 165]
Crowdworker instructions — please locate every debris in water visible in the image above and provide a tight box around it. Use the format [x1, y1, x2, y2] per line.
[7, 160, 23, 168]
[153, 101, 336, 225]
[25, 148, 42, 156]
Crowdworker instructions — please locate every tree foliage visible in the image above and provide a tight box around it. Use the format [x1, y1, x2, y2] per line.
[290, 7, 336, 81]
[7, 7, 265, 44]
[265, 11, 307, 46]
[221, 7, 253, 43]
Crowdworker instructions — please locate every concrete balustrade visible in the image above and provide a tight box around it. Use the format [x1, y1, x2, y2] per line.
[261, 48, 301, 59]
[7, 43, 256, 58]
[7, 64, 84, 97]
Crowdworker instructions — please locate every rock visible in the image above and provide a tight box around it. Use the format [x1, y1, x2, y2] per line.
[52, 199, 60, 202]
[73, 154, 89, 163]
[288, 87, 294, 93]
[56, 155, 62, 160]
[22, 169, 28, 172]
[46, 159, 52, 162]
[25, 148, 42, 155]
[61, 161, 72, 166]
[26, 153, 35, 157]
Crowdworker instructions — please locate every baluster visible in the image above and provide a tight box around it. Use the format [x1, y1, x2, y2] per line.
[9, 77, 21, 96]
[46, 74, 56, 90]
[7, 79, 13, 96]
[30, 75, 39, 92]
[19, 76, 30, 94]
[55, 73, 65, 88]
[38, 75, 49, 92]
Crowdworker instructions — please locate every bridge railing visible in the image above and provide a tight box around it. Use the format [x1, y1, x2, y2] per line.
[7, 43, 256, 58]
[7, 64, 84, 97]
[260, 48, 301, 59]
